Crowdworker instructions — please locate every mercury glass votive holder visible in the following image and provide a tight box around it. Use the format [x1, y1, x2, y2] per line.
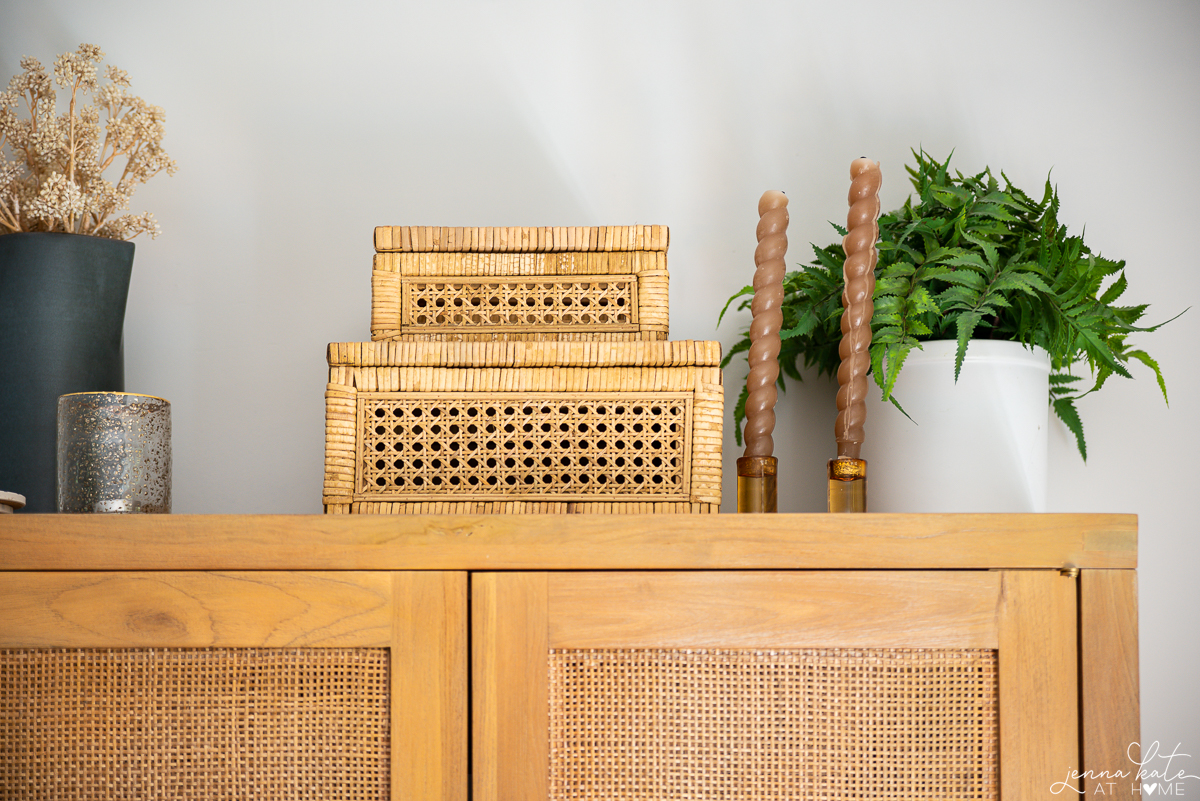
[57, 392, 171, 513]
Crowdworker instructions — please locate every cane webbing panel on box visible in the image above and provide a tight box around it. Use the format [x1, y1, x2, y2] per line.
[402, 276, 637, 332]
[0, 648, 390, 801]
[370, 253, 668, 342]
[548, 648, 998, 800]
[371, 256, 670, 342]
[358, 393, 691, 501]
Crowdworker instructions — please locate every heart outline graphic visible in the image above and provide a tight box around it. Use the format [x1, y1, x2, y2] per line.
[1143, 783, 1158, 795]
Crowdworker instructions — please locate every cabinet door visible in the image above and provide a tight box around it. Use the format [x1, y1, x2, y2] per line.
[473, 570, 1077, 800]
[0, 570, 467, 801]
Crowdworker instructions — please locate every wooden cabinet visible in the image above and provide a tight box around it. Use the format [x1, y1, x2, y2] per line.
[0, 514, 1139, 800]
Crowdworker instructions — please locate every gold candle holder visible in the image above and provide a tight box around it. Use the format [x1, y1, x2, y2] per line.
[737, 455, 777, 513]
[827, 457, 866, 513]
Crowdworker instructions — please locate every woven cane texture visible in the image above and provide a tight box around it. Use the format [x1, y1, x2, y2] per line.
[374, 225, 668, 253]
[371, 252, 668, 342]
[388, 275, 648, 341]
[548, 648, 998, 800]
[358, 393, 690, 501]
[405, 277, 635, 329]
[323, 341, 722, 513]
[0, 648, 390, 801]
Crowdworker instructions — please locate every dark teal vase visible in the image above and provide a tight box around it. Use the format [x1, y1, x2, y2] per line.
[0, 233, 134, 512]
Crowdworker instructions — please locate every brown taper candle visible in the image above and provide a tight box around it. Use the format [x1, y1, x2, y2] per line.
[739, 190, 788, 513]
[835, 159, 881, 459]
[742, 190, 789, 458]
[829, 158, 880, 514]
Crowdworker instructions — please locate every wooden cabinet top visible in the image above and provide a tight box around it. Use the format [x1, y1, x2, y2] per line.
[0, 513, 1135, 571]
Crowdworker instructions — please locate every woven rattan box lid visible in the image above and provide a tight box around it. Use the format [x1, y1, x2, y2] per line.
[327, 340, 720, 367]
[375, 226, 668, 253]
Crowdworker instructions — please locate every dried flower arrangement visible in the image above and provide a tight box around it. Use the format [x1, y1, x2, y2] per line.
[0, 44, 175, 240]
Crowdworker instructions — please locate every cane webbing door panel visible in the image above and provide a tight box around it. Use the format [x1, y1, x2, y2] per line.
[2, 646, 391, 799]
[0, 571, 467, 801]
[473, 570, 1078, 800]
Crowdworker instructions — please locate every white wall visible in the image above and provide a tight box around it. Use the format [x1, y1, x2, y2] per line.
[5, 0, 1197, 768]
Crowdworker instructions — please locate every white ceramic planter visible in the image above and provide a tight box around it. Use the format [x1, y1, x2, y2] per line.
[861, 339, 1050, 512]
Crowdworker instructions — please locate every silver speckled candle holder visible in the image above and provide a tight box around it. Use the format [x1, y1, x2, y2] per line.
[57, 392, 171, 513]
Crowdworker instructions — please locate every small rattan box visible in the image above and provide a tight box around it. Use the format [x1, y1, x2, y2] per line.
[371, 226, 669, 342]
[323, 340, 722, 514]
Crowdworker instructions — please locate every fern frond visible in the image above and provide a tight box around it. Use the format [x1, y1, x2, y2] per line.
[1053, 396, 1087, 461]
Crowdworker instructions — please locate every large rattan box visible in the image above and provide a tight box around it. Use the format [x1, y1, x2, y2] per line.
[371, 225, 669, 342]
[324, 340, 722, 514]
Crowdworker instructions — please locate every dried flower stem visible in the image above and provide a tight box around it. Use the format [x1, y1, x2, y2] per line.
[0, 43, 175, 240]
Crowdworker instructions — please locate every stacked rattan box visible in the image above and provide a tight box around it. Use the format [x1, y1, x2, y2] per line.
[324, 226, 722, 514]
[371, 225, 670, 341]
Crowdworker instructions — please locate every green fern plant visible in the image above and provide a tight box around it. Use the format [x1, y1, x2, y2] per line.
[719, 149, 1178, 460]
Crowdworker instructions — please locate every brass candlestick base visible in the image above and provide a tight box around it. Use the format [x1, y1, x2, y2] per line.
[828, 457, 866, 513]
[737, 456, 777, 513]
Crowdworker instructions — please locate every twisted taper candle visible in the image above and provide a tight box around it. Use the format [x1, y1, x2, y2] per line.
[835, 158, 881, 460]
[743, 190, 789, 458]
